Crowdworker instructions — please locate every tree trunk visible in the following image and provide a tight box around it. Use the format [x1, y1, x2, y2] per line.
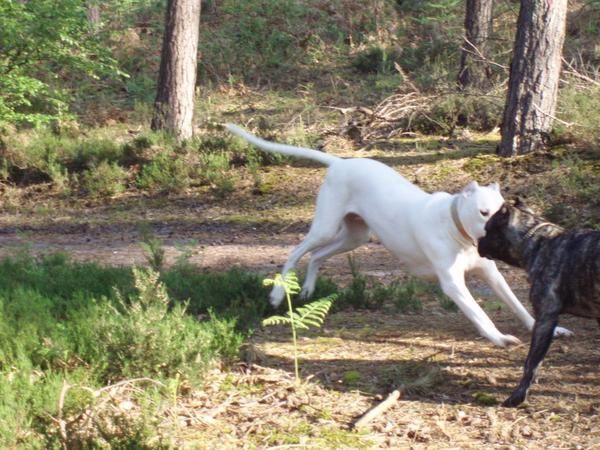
[86, 2, 100, 30]
[151, 0, 201, 142]
[458, 0, 493, 90]
[497, 0, 567, 157]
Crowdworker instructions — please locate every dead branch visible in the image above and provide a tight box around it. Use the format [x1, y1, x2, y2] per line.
[460, 36, 509, 71]
[561, 57, 600, 87]
[352, 388, 403, 429]
[322, 106, 374, 116]
[394, 62, 421, 94]
[532, 102, 576, 128]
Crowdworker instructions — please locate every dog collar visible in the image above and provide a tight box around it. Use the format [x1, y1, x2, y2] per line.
[451, 196, 476, 247]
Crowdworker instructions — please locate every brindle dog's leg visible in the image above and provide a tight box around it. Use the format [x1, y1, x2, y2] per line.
[503, 310, 559, 407]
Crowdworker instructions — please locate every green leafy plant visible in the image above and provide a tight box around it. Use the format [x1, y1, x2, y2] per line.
[372, 279, 424, 313]
[338, 255, 369, 309]
[342, 370, 362, 387]
[352, 45, 401, 74]
[0, 0, 122, 125]
[0, 252, 252, 448]
[262, 272, 335, 381]
[198, 151, 236, 197]
[81, 160, 128, 197]
[136, 151, 192, 193]
[139, 225, 165, 272]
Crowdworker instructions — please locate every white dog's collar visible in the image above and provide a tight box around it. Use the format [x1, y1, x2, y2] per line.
[451, 196, 476, 247]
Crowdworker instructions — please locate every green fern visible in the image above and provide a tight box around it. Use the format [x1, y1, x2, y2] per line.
[262, 296, 335, 330]
[262, 272, 336, 382]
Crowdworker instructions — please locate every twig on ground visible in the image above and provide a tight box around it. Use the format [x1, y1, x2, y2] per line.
[352, 387, 403, 429]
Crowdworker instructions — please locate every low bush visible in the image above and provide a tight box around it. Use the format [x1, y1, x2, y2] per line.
[198, 151, 237, 196]
[80, 160, 128, 197]
[136, 150, 193, 192]
[0, 252, 255, 448]
[555, 84, 600, 144]
[352, 45, 402, 74]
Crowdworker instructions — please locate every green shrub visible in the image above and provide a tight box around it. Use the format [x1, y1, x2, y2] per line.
[336, 256, 388, 310]
[0, 253, 253, 448]
[136, 151, 192, 192]
[0, 0, 120, 125]
[198, 151, 236, 196]
[81, 160, 128, 197]
[337, 256, 371, 310]
[139, 225, 166, 271]
[71, 138, 123, 170]
[0, 252, 134, 310]
[555, 85, 600, 144]
[71, 268, 238, 383]
[544, 154, 600, 228]
[199, 0, 313, 82]
[352, 45, 401, 74]
[161, 265, 270, 327]
[379, 279, 424, 313]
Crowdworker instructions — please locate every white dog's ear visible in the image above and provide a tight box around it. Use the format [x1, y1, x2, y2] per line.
[462, 181, 479, 196]
[489, 182, 500, 192]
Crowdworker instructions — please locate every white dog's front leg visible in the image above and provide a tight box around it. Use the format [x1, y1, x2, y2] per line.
[474, 259, 573, 338]
[474, 259, 535, 330]
[437, 269, 521, 347]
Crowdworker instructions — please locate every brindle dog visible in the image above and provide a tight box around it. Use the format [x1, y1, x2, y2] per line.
[478, 199, 600, 407]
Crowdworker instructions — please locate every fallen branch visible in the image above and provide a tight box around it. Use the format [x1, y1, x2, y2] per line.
[352, 388, 403, 429]
[561, 57, 600, 87]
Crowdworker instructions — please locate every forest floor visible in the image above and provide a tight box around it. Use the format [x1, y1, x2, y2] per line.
[1, 126, 600, 448]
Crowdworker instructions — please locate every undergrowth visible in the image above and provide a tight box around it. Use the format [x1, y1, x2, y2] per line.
[0, 252, 260, 448]
[0, 244, 468, 446]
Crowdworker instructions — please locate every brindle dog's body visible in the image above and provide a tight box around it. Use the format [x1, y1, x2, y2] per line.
[478, 200, 600, 407]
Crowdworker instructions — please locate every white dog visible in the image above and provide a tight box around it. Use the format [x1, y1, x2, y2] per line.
[226, 124, 572, 347]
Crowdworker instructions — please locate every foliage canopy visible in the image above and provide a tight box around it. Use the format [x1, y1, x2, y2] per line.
[0, 0, 123, 125]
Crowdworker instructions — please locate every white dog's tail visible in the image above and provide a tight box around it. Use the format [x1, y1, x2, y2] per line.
[226, 123, 339, 166]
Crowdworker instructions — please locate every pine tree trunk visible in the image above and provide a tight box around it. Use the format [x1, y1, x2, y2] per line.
[497, 0, 567, 157]
[458, 0, 493, 90]
[151, 0, 201, 141]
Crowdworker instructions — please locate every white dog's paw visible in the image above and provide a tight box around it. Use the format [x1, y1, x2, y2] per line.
[553, 326, 574, 338]
[298, 287, 313, 300]
[269, 285, 285, 308]
[490, 333, 522, 347]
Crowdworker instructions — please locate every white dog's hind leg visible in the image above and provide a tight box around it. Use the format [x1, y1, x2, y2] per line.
[270, 184, 349, 307]
[473, 259, 574, 338]
[300, 215, 370, 299]
[270, 238, 326, 307]
[436, 268, 521, 347]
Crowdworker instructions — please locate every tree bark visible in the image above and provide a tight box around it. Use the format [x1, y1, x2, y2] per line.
[151, 0, 201, 142]
[497, 0, 568, 157]
[458, 0, 494, 90]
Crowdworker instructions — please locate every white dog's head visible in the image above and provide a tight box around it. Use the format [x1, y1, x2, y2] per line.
[460, 181, 504, 241]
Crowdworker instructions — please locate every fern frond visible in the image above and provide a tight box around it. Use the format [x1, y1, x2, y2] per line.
[262, 296, 336, 330]
[262, 314, 292, 327]
[262, 272, 301, 296]
[261, 272, 336, 382]
[283, 272, 301, 295]
[294, 295, 336, 328]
